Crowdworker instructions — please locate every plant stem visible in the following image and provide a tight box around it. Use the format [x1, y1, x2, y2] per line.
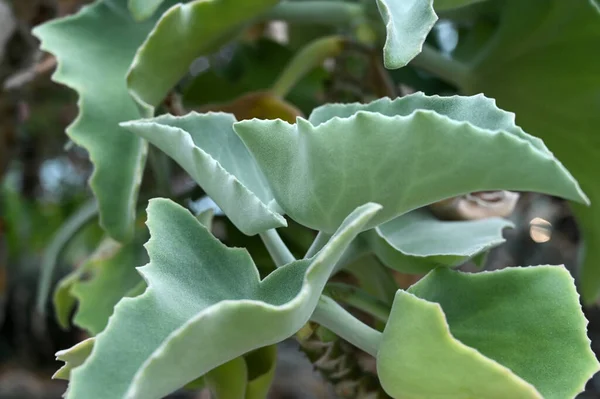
[311, 295, 381, 357]
[259, 228, 296, 267]
[37, 198, 99, 314]
[265, 1, 364, 26]
[325, 282, 390, 322]
[271, 35, 346, 98]
[410, 44, 473, 91]
[304, 231, 331, 259]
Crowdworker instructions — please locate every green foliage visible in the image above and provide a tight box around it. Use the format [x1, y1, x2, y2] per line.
[30, 0, 600, 398]
[459, 0, 600, 304]
[235, 94, 586, 233]
[379, 267, 598, 398]
[32, 0, 176, 241]
[364, 209, 513, 273]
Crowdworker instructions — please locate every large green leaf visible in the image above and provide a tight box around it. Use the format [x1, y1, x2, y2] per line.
[64, 199, 381, 399]
[122, 113, 286, 235]
[234, 93, 587, 233]
[32, 0, 175, 241]
[364, 208, 513, 273]
[462, 0, 600, 303]
[378, 267, 599, 398]
[376, 0, 438, 69]
[127, 0, 279, 113]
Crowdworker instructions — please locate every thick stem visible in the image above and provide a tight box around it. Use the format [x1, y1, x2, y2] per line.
[265, 1, 364, 26]
[311, 295, 381, 357]
[325, 282, 390, 322]
[410, 44, 473, 91]
[271, 35, 346, 98]
[259, 228, 296, 267]
[304, 231, 331, 259]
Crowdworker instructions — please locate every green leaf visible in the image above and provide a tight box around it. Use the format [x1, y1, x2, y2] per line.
[234, 93, 587, 233]
[31, 1, 172, 242]
[127, 0, 280, 113]
[128, 0, 167, 20]
[244, 345, 277, 399]
[122, 113, 286, 235]
[378, 267, 599, 398]
[64, 198, 381, 399]
[364, 208, 513, 273]
[70, 237, 146, 335]
[434, 0, 487, 10]
[54, 338, 95, 381]
[376, 0, 438, 69]
[463, 0, 600, 303]
[205, 357, 247, 399]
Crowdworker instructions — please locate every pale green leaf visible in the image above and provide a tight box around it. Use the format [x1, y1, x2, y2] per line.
[54, 338, 95, 381]
[463, 0, 600, 303]
[378, 267, 599, 398]
[122, 112, 286, 235]
[234, 93, 587, 233]
[376, 0, 438, 69]
[71, 237, 146, 335]
[53, 265, 86, 330]
[128, 0, 167, 20]
[64, 199, 380, 399]
[364, 208, 513, 273]
[127, 0, 279, 113]
[32, 0, 176, 241]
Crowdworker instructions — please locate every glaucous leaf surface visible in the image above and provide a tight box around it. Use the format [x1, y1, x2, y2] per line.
[376, 0, 437, 69]
[32, 0, 175, 241]
[127, 0, 279, 113]
[378, 267, 599, 398]
[122, 112, 286, 235]
[364, 208, 513, 273]
[234, 94, 587, 233]
[462, 0, 600, 303]
[64, 199, 381, 399]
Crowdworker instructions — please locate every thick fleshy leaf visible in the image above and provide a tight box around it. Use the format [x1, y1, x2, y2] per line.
[128, 0, 168, 20]
[234, 93, 587, 233]
[376, 0, 438, 69]
[127, 0, 279, 113]
[462, 0, 600, 303]
[54, 338, 95, 381]
[65, 199, 381, 399]
[70, 237, 146, 335]
[364, 208, 513, 273]
[122, 113, 286, 235]
[378, 267, 599, 398]
[32, 0, 176, 241]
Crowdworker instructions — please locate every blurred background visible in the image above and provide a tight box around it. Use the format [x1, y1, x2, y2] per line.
[0, 0, 599, 398]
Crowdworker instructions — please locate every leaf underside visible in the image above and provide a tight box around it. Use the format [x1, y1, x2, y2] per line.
[122, 112, 286, 235]
[364, 208, 513, 273]
[64, 199, 380, 399]
[376, 0, 438, 69]
[234, 93, 587, 234]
